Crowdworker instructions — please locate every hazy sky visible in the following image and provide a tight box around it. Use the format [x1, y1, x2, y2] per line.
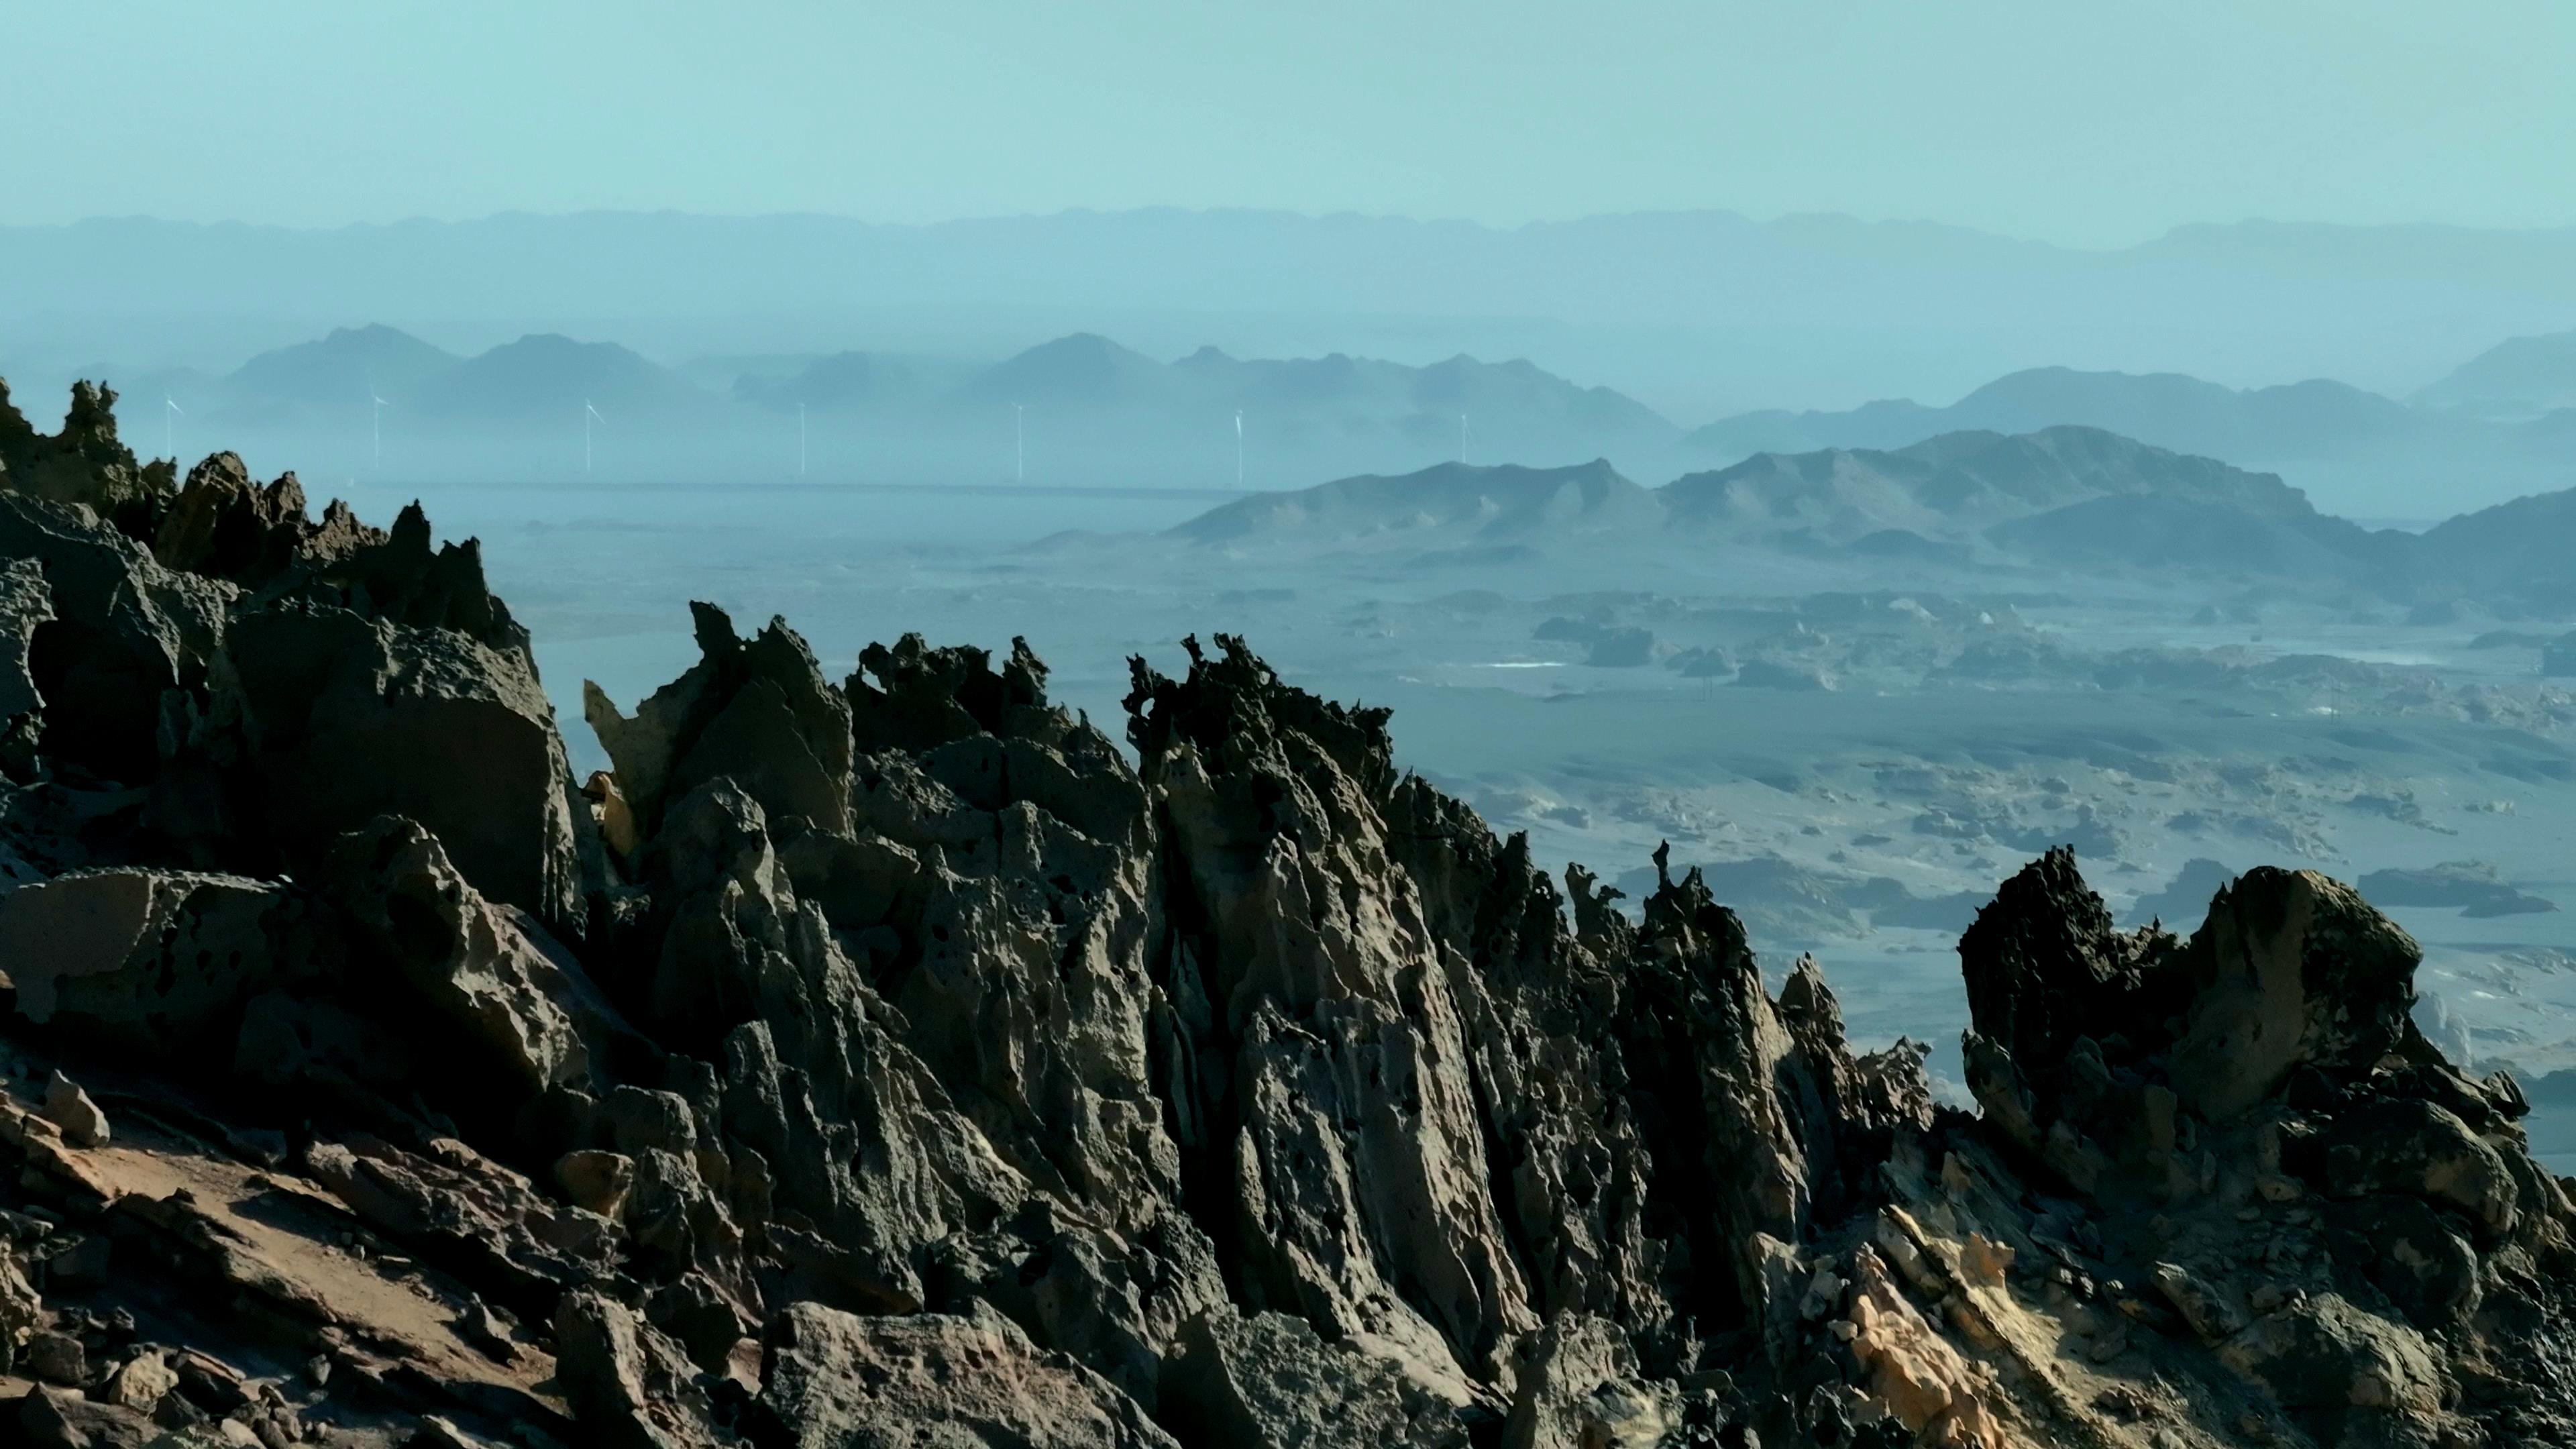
[10, 1, 2571, 246]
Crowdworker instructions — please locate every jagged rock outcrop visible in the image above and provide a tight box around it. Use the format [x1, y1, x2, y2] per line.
[1, 386, 2569, 1448]
[0, 380, 175, 539]
[1942, 848, 2576, 1448]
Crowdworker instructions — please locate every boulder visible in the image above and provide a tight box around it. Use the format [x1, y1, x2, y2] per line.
[100, 1348, 178, 1410]
[2323, 1196, 2481, 1328]
[552, 1288, 726, 1449]
[41, 1071, 109, 1148]
[313, 816, 616, 1099]
[756, 1301, 1181, 1449]
[556, 1149, 638, 1220]
[25, 1328, 85, 1385]
[17, 1383, 156, 1449]
[1501, 1315, 1677, 1449]
[0, 868, 302, 1056]
[1157, 1309, 1479, 1449]
[223, 605, 585, 932]
[0, 488, 230, 784]
[2168, 868, 2423, 1119]
[932, 1205, 1227, 1412]
[2216, 1292, 2451, 1424]
[2317, 1098, 2520, 1239]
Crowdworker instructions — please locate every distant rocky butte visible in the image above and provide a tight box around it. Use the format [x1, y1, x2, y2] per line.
[0, 380, 2570, 1448]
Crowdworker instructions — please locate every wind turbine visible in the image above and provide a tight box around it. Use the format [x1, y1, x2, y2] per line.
[1234, 410, 1244, 488]
[365, 366, 388, 475]
[164, 395, 183, 461]
[584, 399, 606, 476]
[798, 402, 808, 480]
[1014, 403, 1026, 484]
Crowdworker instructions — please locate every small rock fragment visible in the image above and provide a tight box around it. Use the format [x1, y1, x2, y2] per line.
[103, 1348, 178, 1409]
[553, 1148, 635, 1220]
[24, 1328, 85, 1385]
[41, 1073, 109, 1148]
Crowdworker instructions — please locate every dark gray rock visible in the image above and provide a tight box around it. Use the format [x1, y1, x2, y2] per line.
[223, 604, 585, 932]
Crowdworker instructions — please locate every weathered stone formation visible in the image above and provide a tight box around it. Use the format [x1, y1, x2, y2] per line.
[1937, 849, 2576, 1447]
[0, 383, 2567, 1448]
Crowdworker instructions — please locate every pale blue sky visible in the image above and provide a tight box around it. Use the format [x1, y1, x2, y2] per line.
[7, 1, 2571, 245]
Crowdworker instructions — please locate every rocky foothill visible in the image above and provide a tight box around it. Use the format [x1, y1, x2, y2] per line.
[0, 379, 2569, 1448]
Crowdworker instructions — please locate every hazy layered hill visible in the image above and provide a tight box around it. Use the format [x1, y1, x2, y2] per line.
[92, 321, 1688, 484]
[750, 331, 1678, 443]
[1681, 362, 2576, 517]
[1173, 458, 1660, 544]
[1664, 426, 2318, 544]
[2414, 329, 2576, 419]
[408, 332, 713, 425]
[1686, 366, 2428, 464]
[945, 331, 1174, 409]
[217, 323, 460, 421]
[731, 350, 961, 411]
[1175, 426, 2312, 551]
[1169, 423, 2576, 610]
[15, 209, 2576, 417]
[2413, 488, 2576, 612]
[885, 332, 1678, 467]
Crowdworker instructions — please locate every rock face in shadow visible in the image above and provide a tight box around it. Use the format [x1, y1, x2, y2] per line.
[0, 385, 2571, 1448]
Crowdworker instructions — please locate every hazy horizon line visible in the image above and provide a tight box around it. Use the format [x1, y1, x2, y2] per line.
[12, 204, 2576, 254]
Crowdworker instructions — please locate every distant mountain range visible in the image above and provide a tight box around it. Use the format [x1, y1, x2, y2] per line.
[38, 319, 2576, 506]
[1684, 368, 2424, 464]
[67, 324, 1691, 486]
[750, 333, 1680, 465]
[1683, 364, 2576, 465]
[11, 209, 2576, 425]
[1174, 426, 2576, 612]
[1680, 363, 2576, 517]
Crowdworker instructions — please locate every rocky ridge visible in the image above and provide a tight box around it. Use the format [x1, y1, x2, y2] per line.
[0, 382, 2568, 1446]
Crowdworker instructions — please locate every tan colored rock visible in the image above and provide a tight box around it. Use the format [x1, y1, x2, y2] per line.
[585, 770, 643, 858]
[1844, 1246, 2024, 1448]
[101, 1349, 178, 1409]
[759, 1301, 1181, 1449]
[555, 1148, 637, 1220]
[41, 1071, 107, 1148]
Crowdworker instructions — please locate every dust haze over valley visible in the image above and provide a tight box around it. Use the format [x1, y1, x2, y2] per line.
[11, 5, 2576, 1443]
